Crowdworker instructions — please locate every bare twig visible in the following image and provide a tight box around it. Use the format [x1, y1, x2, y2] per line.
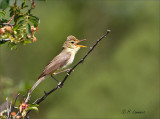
[0, 39, 10, 42]
[0, 23, 15, 26]
[25, 30, 111, 117]
[14, 112, 20, 119]
[33, 98, 40, 104]
[13, 94, 20, 109]
[7, 101, 12, 119]
[0, 15, 16, 26]
[7, 15, 15, 24]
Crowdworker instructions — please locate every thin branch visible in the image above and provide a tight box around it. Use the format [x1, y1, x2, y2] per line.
[0, 39, 10, 42]
[7, 15, 15, 24]
[7, 101, 12, 119]
[25, 30, 111, 117]
[14, 112, 20, 119]
[0, 23, 15, 26]
[0, 11, 15, 27]
[13, 94, 20, 109]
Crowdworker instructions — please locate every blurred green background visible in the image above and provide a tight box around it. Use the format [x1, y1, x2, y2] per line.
[0, 0, 159, 119]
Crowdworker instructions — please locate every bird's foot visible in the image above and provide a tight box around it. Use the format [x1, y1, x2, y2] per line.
[58, 82, 63, 88]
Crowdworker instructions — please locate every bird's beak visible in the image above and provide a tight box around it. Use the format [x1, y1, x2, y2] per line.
[76, 39, 86, 47]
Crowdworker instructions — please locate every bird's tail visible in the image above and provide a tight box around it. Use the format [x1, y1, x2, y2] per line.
[29, 77, 45, 95]
[25, 77, 45, 103]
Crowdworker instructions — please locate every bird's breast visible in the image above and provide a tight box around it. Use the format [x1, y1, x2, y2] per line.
[61, 50, 75, 69]
[65, 53, 75, 67]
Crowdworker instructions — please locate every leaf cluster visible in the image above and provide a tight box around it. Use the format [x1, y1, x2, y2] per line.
[0, 0, 40, 50]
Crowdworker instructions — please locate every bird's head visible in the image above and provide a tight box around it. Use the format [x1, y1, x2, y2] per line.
[63, 35, 86, 51]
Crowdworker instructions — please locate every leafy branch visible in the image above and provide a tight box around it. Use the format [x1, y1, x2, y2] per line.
[0, 0, 39, 50]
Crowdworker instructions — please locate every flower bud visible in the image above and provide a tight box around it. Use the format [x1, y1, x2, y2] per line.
[14, 31, 17, 34]
[27, 35, 31, 39]
[16, 115, 22, 119]
[32, 2, 36, 9]
[11, 112, 16, 116]
[33, 36, 37, 42]
[31, 26, 35, 34]
[5, 26, 12, 31]
[35, 27, 39, 31]
[0, 28, 5, 34]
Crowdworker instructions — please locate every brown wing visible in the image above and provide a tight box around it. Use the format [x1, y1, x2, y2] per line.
[38, 51, 71, 79]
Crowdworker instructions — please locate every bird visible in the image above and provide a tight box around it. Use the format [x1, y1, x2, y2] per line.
[29, 35, 86, 94]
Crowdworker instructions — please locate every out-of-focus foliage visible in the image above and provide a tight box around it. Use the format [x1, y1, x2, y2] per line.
[0, 0, 159, 119]
[0, 0, 9, 10]
[0, 0, 39, 50]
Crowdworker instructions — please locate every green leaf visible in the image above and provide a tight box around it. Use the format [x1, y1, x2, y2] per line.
[0, 0, 9, 10]
[22, 5, 29, 9]
[15, 15, 25, 23]
[9, 7, 14, 17]
[0, 10, 6, 17]
[18, 19, 25, 25]
[26, 106, 38, 112]
[29, 15, 39, 21]
[14, 8, 20, 15]
[23, 40, 32, 44]
[26, 104, 39, 112]
[26, 23, 31, 35]
[21, 0, 28, 9]
[12, 24, 21, 31]
[28, 18, 38, 27]
[0, 10, 6, 20]
[21, 0, 26, 8]
[0, 19, 7, 23]
[28, 9, 31, 15]
[28, 15, 40, 27]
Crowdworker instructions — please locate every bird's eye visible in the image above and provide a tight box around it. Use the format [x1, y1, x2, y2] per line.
[71, 42, 74, 44]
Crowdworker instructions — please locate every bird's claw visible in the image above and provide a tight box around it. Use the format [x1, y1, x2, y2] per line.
[58, 82, 63, 88]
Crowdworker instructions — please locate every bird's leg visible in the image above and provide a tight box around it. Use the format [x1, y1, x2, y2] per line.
[51, 74, 59, 83]
[50, 75, 63, 88]
[53, 68, 71, 75]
